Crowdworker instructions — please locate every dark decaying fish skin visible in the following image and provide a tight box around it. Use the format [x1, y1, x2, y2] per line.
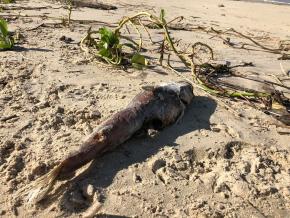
[28, 81, 194, 203]
[60, 81, 194, 174]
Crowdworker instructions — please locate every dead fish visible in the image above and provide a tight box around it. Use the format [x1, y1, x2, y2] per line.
[27, 81, 194, 203]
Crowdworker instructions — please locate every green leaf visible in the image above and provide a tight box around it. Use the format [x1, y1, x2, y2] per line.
[98, 27, 119, 48]
[131, 53, 148, 69]
[0, 18, 14, 49]
[99, 27, 111, 37]
[0, 18, 8, 37]
[1, 0, 15, 3]
[99, 48, 110, 58]
[160, 9, 165, 21]
[0, 36, 13, 49]
[97, 27, 122, 64]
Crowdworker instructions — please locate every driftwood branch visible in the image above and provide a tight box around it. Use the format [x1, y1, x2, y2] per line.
[0, 14, 117, 27]
[69, 0, 117, 10]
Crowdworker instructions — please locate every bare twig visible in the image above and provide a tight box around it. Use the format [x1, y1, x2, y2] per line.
[0, 5, 56, 10]
[280, 62, 288, 76]
[0, 14, 117, 27]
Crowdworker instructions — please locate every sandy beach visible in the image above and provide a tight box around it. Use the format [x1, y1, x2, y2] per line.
[0, 0, 290, 217]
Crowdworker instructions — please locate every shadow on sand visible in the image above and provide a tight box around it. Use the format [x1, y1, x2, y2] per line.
[11, 46, 53, 52]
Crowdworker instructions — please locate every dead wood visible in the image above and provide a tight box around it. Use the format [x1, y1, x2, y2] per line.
[0, 14, 117, 27]
[69, 0, 117, 10]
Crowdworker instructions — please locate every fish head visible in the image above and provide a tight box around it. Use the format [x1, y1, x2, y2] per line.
[156, 81, 194, 105]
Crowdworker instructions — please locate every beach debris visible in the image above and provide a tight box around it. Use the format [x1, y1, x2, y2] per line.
[80, 10, 290, 125]
[26, 81, 194, 203]
[0, 114, 18, 122]
[82, 200, 102, 218]
[59, 35, 74, 43]
[279, 62, 290, 76]
[70, 0, 117, 10]
[278, 54, 290, 60]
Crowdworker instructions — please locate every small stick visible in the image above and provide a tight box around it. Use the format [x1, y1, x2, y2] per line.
[0, 14, 118, 27]
[67, 0, 73, 27]
[138, 18, 155, 44]
[0, 6, 55, 10]
[0, 114, 18, 122]
[279, 62, 288, 76]
[128, 20, 143, 51]
[82, 201, 103, 218]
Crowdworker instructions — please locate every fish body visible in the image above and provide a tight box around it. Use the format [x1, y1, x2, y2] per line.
[28, 81, 194, 203]
[60, 81, 194, 174]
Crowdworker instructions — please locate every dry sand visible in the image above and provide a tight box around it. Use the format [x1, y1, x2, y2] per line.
[0, 0, 290, 217]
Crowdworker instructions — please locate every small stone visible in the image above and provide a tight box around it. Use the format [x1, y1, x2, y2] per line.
[38, 101, 50, 109]
[59, 35, 73, 43]
[175, 161, 188, 171]
[192, 200, 206, 210]
[269, 187, 278, 194]
[219, 204, 225, 210]
[211, 127, 221, 132]
[64, 115, 76, 126]
[82, 184, 95, 200]
[7, 179, 17, 193]
[56, 106, 65, 114]
[30, 162, 48, 178]
[147, 129, 158, 137]
[281, 187, 290, 196]
[148, 158, 166, 173]
[15, 142, 26, 151]
[218, 4, 225, 7]
[51, 114, 63, 127]
[89, 110, 101, 119]
[173, 154, 182, 162]
[133, 173, 142, 183]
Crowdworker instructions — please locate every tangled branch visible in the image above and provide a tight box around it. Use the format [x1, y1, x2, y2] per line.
[79, 10, 290, 125]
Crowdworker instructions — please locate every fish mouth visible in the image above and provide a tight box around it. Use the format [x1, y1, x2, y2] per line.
[176, 81, 194, 105]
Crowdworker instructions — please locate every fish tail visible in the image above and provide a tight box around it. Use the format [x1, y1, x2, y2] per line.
[26, 162, 63, 204]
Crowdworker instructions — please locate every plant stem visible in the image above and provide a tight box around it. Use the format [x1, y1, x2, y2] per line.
[67, 0, 72, 26]
[114, 12, 152, 33]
